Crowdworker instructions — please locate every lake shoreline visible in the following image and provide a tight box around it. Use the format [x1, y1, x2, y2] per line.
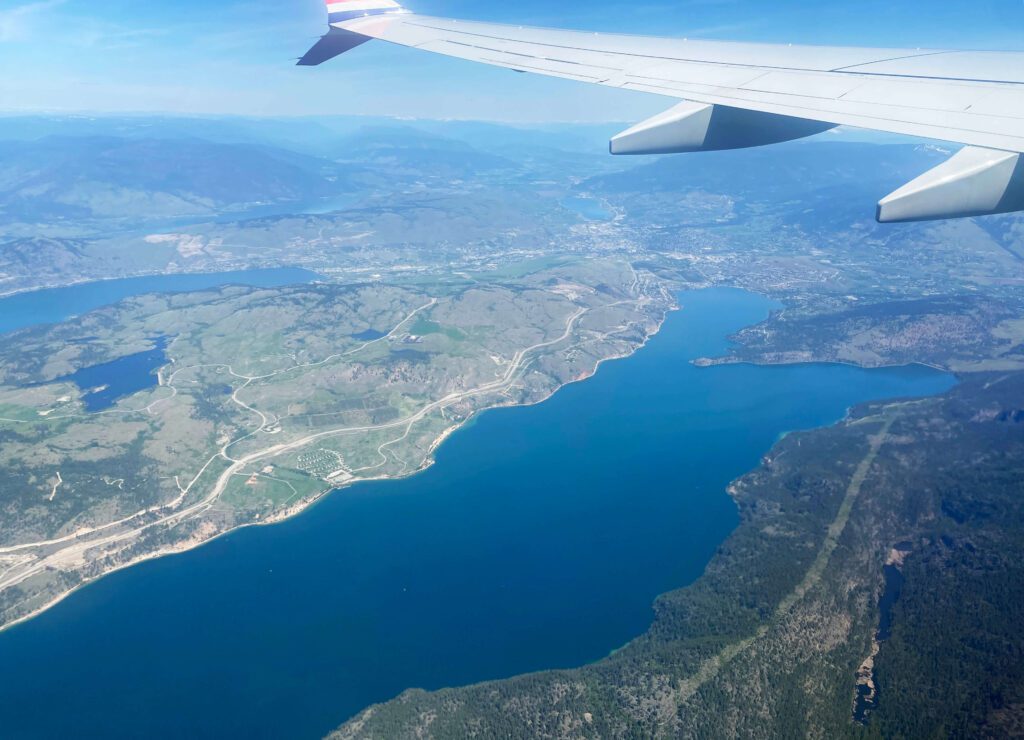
[0, 298, 676, 636]
[0, 265, 325, 301]
[694, 354, 951, 374]
[0, 287, 957, 738]
[0, 290, 953, 639]
[0, 284, 955, 640]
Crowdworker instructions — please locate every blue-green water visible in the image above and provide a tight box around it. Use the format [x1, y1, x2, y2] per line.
[0, 288, 954, 739]
[0, 268, 319, 336]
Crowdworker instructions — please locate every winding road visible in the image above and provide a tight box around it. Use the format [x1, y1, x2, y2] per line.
[0, 299, 594, 602]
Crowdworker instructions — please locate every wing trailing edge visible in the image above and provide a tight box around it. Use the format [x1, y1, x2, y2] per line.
[301, 7, 1024, 221]
[297, 28, 371, 66]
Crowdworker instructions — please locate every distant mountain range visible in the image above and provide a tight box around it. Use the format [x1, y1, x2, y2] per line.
[1, 114, 1020, 298]
[0, 135, 355, 223]
[0, 117, 606, 231]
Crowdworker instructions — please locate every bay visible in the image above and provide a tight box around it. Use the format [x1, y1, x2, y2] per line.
[0, 287, 955, 739]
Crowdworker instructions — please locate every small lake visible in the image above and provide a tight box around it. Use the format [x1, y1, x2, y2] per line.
[1, 268, 319, 413]
[56, 336, 170, 412]
[0, 287, 955, 739]
[562, 196, 612, 220]
[351, 328, 388, 341]
[854, 541, 911, 725]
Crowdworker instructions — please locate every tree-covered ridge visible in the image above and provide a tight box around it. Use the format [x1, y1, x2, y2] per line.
[332, 372, 1024, 738]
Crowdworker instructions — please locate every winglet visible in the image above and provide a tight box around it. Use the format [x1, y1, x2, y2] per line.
[297, 28, 372, 66]
[326, 0, 405, 25]
[298, 0, 405, 66]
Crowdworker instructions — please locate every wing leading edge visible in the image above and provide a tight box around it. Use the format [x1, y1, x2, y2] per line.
[301, 0, 1024, 222]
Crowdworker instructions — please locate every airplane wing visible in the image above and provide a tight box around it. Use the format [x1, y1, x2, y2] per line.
[301, 0, 1024, 222]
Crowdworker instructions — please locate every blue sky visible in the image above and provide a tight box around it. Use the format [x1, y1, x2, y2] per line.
[1, 0, 1021, 121]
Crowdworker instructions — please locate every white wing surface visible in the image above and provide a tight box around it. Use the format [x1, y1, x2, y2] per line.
[302, 1, 1024, 221]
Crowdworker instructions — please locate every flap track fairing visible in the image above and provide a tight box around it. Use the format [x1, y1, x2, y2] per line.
[609, 101, 835, 155]
[877, 146, 1024, 223]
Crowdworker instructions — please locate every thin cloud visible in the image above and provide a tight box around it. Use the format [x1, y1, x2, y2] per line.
[0, 0, 66, 42]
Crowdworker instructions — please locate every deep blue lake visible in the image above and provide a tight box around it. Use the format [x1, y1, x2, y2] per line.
[0, 268, 320, 336]
[56, 336, 170, 412]
[0, 286, 955, 739]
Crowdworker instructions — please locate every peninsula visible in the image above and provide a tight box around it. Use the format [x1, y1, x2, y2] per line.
[0, 257, 672, 631]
